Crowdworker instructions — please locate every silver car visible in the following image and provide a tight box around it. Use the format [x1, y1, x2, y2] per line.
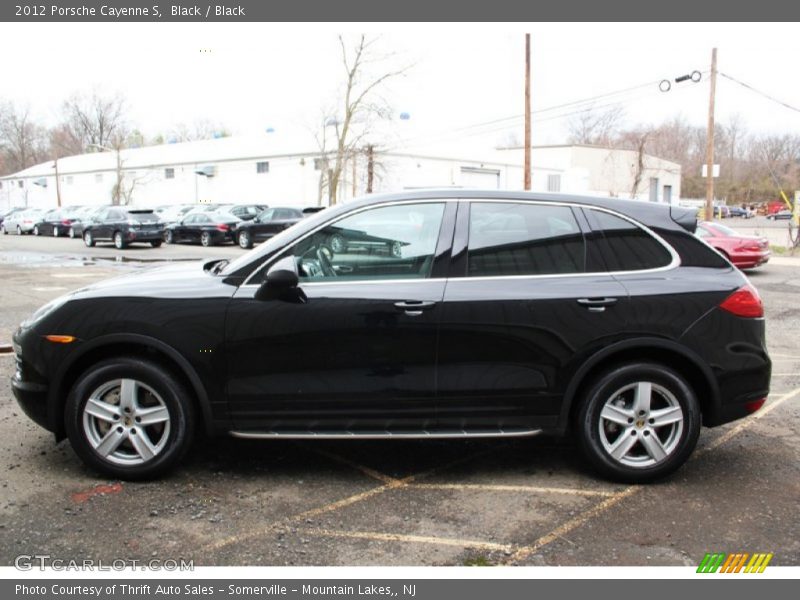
[2, 208, 46, 234]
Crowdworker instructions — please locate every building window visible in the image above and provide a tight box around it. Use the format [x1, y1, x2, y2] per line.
[0, 181, 3, 189]
[649, 178, 659, 202]
[95, 173, 103, 183]
[165, 168, 175, 179]
[256, 161, 269, 174]
[314, 158, 327, 171]
[547, 174, 561, 192]
[66, 176, 74, 185]
[18, 180, 24, 188]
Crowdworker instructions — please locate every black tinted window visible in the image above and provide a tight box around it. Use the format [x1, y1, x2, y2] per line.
[467, 203, 585, 276]
[585, 209, 672, 271]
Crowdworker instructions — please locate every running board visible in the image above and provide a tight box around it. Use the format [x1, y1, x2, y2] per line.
[230, 428, 543, 440]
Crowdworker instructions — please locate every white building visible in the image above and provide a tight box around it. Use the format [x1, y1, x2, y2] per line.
[0, 135, 681, 211]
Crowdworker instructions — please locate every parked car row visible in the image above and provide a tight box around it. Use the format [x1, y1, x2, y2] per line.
[1, 204, 324, 250]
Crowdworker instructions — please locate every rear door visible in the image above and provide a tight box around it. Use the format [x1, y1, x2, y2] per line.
[437, 200, 629, 431]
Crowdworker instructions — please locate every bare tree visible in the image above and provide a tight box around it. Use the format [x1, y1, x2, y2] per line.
[567, 104, 624, 146]
[165, 119, 231, 143]
[0, 101, 49, 174]
[57, 91, 128, 156]
[320, 35, 409, 205]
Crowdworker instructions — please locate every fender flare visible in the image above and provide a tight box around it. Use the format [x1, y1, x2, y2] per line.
[48, 333, 217, 437]
[557, 337, 720, 431]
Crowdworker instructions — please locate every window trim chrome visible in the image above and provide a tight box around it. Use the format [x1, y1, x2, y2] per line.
[239, 197, 681, 288]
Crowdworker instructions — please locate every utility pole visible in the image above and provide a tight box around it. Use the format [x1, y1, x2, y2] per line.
[366, 145, 374, 193]
[704, 47, 718, 221]
[524, 33, 532, 190]
[53, 159, 62, 208]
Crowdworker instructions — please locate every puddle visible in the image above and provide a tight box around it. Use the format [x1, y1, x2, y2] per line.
[0, 251, 197, 269]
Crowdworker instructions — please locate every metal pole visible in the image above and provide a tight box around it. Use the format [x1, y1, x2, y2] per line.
[704, 48, 718, 221]
[54, 159, 62, 207]
[524, 33, 532, 191]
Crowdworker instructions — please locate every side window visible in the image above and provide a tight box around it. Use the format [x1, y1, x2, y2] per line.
[467, 203, 585, 277]
[584, 209, 673, 272]
[282, 203, 445, 282]
[259, 209, 275, 221]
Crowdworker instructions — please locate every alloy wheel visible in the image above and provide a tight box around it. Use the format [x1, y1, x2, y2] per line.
[598, 381, 684, 468]
[238, 231, 250, 249]
[82, 378, 171, 466]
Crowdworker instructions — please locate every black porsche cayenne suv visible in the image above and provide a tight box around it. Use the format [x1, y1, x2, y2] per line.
[11, 190, 771, 482]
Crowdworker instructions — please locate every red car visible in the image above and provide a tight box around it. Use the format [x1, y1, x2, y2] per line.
[695, 221, 770, 269]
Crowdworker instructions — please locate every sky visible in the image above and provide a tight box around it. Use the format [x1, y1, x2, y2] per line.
[1, 22, 798, 153]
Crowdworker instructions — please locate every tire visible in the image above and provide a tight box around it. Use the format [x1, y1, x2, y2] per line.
[329, 233, 345, 254]
[575, 362, 701, 483]
[64, 358, 196, 480]
[114, 231, 127, 249]
[53, 226, 59, 237]
[238, 230, 253, 249]
[84, 231, 95, 247]
[200, 231, 213, 247]
[17, 225, 22, 235]
[2, 225, 7, 234]
[33, 226, 40, 236]
[164, 230, 174, 244]
[150, 240, 162, 248]
[68, 227, 75, 239]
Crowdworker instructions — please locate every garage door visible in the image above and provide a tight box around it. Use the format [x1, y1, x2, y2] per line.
[460, 167, 501, 189]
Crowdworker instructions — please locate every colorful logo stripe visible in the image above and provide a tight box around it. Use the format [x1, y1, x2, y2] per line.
[697, 552, 773, 573]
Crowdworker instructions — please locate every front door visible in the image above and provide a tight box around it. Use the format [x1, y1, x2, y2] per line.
[224, 201, 453, 432]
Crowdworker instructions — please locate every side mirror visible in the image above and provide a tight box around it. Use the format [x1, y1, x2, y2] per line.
[255, 256, 306, 303]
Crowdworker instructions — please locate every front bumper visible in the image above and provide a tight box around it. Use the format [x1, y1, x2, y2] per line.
[11, 368, 51, 432]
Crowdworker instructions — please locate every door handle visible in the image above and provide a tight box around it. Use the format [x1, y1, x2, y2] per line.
[576, 297, 618, 313]
[394, 300, 437, 316]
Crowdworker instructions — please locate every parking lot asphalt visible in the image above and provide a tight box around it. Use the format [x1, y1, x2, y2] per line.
[0, 233, 798, 567]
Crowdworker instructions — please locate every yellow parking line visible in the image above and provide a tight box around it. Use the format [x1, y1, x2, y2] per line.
[771, 373, 797, 377]
[411, 483, 616, 498]
[504, 384, 800, 565]
[504, 486, 641, 564]
[199, 449, 492, 554]
[302, 528, 515, 553]
[701, 385, 800, 454]
[304, 446, 403, 486]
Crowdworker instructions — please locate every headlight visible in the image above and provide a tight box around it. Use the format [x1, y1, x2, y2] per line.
[21, 294, 72, 328]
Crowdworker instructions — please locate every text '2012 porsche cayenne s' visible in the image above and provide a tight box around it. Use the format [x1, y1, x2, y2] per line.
[11, 191, 771, 482]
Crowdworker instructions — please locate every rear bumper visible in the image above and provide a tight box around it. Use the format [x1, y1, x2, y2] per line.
[127, 230, 164, 242]
[731, 250, 770, 269]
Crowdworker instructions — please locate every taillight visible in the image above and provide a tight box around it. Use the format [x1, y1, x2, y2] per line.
[61, 219, 72, 226]
[737, 244, 762, 252]
[719, 284, 763, 318]
[744, 398, 766, 414]
[216, 224, 230, 232]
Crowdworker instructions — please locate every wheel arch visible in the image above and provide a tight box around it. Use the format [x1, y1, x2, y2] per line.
[48, 334, 215, 440]
[559, 338, 720, 432]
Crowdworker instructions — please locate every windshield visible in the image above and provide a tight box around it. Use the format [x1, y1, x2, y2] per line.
[709, 223, 740, 237]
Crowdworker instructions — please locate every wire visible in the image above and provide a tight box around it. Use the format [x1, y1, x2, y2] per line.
[719, 72, 800, 114]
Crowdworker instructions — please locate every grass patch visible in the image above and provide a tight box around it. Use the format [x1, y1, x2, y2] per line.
[770, 245, 787, 255]
[463, 555, 493, 566]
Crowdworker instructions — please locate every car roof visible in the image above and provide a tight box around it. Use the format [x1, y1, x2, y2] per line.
[332, 189, 696, 233]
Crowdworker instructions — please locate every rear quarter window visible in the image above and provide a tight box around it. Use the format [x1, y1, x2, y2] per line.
[654, 229, 730, 269]
[584, 209, 673, 272]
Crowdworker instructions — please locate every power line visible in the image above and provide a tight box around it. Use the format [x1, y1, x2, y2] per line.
[719, 72, 800, 114]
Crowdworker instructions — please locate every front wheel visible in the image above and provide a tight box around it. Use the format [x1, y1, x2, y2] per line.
[64, 358, 196, 480]
[150, 240, 162, 248]
[33, 225, 40, 236]
[164, 230, 174, 244]
[575, 362, 701, 483]
[114, 231, 127, 249]
[84, 231, 95, 247]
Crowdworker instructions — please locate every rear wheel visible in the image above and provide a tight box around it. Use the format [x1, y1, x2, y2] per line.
[33, 225, 39, 236]
[238, 230, 253, 249]
[68, 227, 75, 239]
[200, 231, 213, 247]
[164, 230, 174, 244]
[150, 240, 162, 248]
[84, 231, 95, 247]
[65, 358, 195, 480]
[16, 225, 21, 235]
[53, 226, 59, 237]
[114, 231, 127, 249]
[575, 362, 700, 483]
